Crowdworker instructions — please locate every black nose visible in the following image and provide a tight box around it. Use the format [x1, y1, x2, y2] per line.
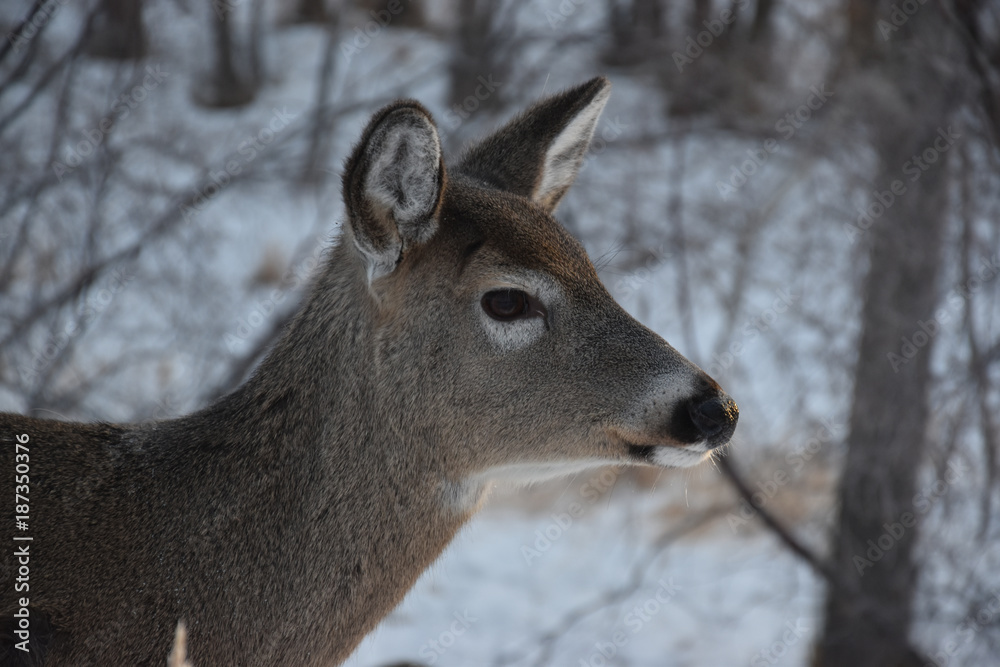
[687, 395, 739, 448]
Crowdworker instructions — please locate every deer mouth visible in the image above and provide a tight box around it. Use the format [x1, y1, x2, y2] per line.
[611, 431, 716, 468]
[628, 442, 712, 468]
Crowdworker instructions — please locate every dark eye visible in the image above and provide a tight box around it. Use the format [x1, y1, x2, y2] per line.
[482, 289, 542, 322]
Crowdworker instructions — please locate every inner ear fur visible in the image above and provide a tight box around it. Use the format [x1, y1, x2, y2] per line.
[343, 101, 446, 281]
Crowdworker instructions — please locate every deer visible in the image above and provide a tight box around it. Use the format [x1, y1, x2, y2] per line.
[1, 77, 738, 666]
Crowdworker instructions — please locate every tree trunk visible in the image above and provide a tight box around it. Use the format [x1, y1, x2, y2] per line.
[357, 0, 425, 27]
[601, 0, 665, 68]
[87, 0, 147, 60]
[816, 3, 957, 665]
[818, 127, 949, 666]
[294, 0, 332, 24]
[750, 0, 774, 42]
[445, 0, 511, 146]
[206, 5, 255, 108]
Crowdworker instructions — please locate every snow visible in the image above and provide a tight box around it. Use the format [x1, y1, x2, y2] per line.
[347, 483, 820, 667]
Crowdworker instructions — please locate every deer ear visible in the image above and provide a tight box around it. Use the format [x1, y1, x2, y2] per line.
[343, 101, 445, 282]
[457, 77, 610, 213]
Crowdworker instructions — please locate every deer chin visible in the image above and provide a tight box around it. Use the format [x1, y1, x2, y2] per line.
[617, 435, 715, 468]
[648, 444, 713, 468]
[605, 425, 714, 469]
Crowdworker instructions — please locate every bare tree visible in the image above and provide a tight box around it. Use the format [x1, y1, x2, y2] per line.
[601, 0, 666, 68]
[87, 0, 147, 60]
[358, 0, 425, 27]
[817, 2, 968, 665]
[202, 2, 256, 107]
[445, 0, 518, 146]
[750, 0, 775, 42]
[294, 0, 334, 24]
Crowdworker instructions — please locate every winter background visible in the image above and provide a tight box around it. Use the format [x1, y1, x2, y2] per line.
[1, 0, 999, 665]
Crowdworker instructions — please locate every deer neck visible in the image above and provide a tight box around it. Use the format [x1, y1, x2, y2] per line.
[222, 237, 475, 509]
[177, 240, 476, 658]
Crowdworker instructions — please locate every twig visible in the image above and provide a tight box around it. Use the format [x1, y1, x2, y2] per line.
[0, 6, 99, 136]
[716, 454, 930, 663]
[717, 455, 838, 582]
[0, 0, 45, 66]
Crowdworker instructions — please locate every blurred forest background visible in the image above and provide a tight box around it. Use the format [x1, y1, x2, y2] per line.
[1, 0, 999, 665]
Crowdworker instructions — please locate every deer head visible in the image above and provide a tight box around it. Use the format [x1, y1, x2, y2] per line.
[338, 77, 738, 500]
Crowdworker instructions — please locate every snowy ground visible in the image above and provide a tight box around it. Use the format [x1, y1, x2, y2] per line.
[347, 474, 821, 667]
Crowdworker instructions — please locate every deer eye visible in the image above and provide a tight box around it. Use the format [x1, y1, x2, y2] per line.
[481, 289, 543, 322]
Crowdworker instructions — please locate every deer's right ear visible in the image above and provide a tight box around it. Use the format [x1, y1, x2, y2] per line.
[343, 101, 445, 282]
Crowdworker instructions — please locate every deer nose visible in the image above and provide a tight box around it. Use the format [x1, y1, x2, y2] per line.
[687, 395, 739, 448]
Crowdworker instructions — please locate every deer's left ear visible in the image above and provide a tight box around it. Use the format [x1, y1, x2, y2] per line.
[343, 101, 446, 282]
[457, 77, 611, 213]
